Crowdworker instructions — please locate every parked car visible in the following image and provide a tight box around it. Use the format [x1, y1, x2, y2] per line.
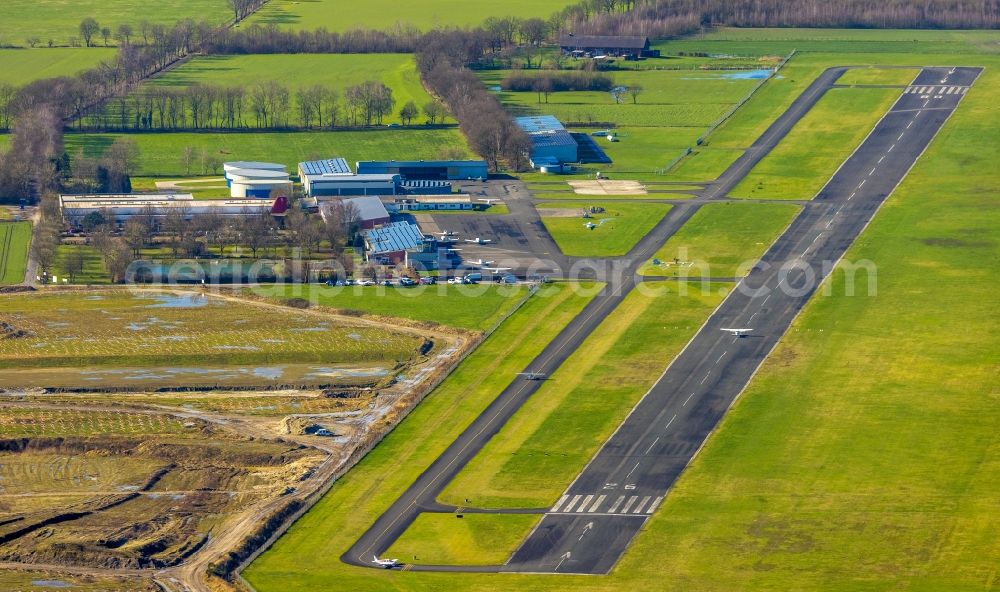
[419, 276, 437, 285]
[382, 279, 393, 286]
[399, 277, 416, 286]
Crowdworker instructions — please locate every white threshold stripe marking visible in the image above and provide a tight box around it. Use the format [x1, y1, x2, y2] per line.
[621, 496, 638, 514]
[634, 496, 652, 514]
[578, 495, 593, 513]
[589, 494, 606, 512]
[646, 496, 664, 514]
[564, 494, 582, 512]
[608, 495, 625, 513]
[552, 495, 568, 512]
[645, 437, 659, 454]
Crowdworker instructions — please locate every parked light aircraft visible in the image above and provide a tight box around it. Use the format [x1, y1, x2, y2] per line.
[721, 328, 753, 337]
[372, 555, 400, 568]
[465, 237, 492, 244]
[518, 372, 547, 380]
[469, 259, 495, 266]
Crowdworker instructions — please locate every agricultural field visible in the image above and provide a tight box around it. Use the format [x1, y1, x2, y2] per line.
[438, 282, 726, 509]
[0, 48, 116, 86]
[245, 37, 1000, 592]
[640, 202, 801, 277]
[0, 221, 31, 285]
[0, 289, 425, 389]
[0, 571, 157, 591]
[0, 0, 230, 47]
[538, 201, 671, 257]
[248, 0, 575, 33]
[262, 283, 530, 331]
[63, 128, 472, 177]
[731, 86, 902, 199]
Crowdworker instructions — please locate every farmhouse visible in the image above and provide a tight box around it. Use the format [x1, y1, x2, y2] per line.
[59, 193, 287, 228]
[515, 115, 579, 166]
[558, 35, 659, 59]
[356, 159, 488, 181]
[363, 221, 426, 265]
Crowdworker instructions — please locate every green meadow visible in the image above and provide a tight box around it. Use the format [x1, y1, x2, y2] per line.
[63, 128, 472, 176]
[386, 514, 540, 565]
[0, 0, 230, 47]
[248, 0, 576, 32]
[538, 201, 672, 257]
[641, 202, 801, 277]
[0, 221, 31, 285]
[836, 66, 920, 86]
[0, 48, 116, 86]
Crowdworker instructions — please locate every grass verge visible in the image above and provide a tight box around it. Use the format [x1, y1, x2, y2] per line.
[537, 201, 671, 257]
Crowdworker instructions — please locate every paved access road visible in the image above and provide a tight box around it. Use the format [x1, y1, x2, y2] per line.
[342, 66, 980, 574]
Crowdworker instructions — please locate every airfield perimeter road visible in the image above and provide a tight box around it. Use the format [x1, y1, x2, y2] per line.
[342, 66, 981, 574]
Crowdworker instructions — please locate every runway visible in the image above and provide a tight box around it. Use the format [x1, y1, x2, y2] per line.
[342, 66, 980, 574]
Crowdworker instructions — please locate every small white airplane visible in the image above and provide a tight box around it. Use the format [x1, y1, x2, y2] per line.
[445, 248, 463, 253]
[478, 198, 501, 205]
[518, 372, 547, 380]
[469, 259, 495, 266]
[465, 237, 492, 244]
[584, 221, 597, 230]
[484, 267, 512, 273]
[372, 555, 400, 569]
[721, 328, 753, 337]
[436, 230, 457, 237]
[439, 236, 459, 243]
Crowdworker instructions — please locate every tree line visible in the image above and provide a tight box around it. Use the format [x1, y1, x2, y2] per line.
[79, 80, 437, 131]
[417, 30, 532, 172]
[501, 71, 614, 92]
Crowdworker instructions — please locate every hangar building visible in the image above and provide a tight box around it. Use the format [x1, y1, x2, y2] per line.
[514, 115, 578, 165]
[356, 160, 488, 180]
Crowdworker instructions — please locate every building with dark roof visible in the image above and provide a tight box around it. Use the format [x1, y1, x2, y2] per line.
[514, 115, 578, 165]
[356, 160, 488, 181]
[558, 35, 658, 59]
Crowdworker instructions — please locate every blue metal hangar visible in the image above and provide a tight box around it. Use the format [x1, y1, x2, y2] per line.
[356, 159, 488, 180]
[514, 115, 579, 167]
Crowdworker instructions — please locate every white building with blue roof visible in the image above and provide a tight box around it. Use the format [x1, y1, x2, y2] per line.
[514, 115, 579, 166]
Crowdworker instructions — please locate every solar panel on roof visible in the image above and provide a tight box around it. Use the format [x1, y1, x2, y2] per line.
[300, 158, 352, 176]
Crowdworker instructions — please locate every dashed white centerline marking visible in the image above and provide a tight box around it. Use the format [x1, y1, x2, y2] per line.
[889, 143, 895, 151]
[700, 372, 710, 384]
[716, 352, 727, 364]
[665, 414, 677, 430]
[898, 132, 905, 141]
[762, 295, 770, 306]
[624, 461, 640, 480]
[645, 437, 659, 454]
[878, 155, 885, 163]
[682, 392, 695, 406]
[749, 312, 758, 322]
[858, 179, 866, 188]
[869, 167, 876, 176]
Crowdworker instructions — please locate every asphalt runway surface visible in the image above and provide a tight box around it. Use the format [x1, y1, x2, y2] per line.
[343, 66, 980, 573]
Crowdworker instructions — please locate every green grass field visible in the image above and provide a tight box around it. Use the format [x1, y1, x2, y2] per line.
[386, 514, 540, 565]
[263, 283, 530, 331]
[837, 66, 920, 86]
[538, 201, 672, 257]
[640, 202, 801, 277]
[731, 87, 901, 199]
[0, 48, 116, 86]
[0, 0, 230, 47]
[0, 221, 31, 285]
[0, 290, 421, 372]
[63, 128, 473, 177]
[118, 53, 446, 126]
[438, 282, 726, 508]
[245, 35, 1000, 591]
[247, 0, 575, 32]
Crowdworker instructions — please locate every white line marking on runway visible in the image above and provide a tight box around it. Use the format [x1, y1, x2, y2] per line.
[960, 87, 968, 94]
[683, 392, 695, 406]
[552, 495, 568, 512]
[589, 494, 606, 512]
[762, 294, 770, 305]
[826, 219, 834, 228]
[849, 191, 856, 199]
[812, 234, 822, 244]
[608, 495, 625, 513]
[665, 414, 677, 430]
[869, 167, 876, 176]
[889, 143, 896, 151]
[625, 462, 640, 480]
[621, 496, 638, 514]
[716, 352, 727, 364]
[564, 494, 582, 512]
[749, 312, 758, 322]
[878, 155, 885, 163]
[634, 496, 651, 514]
[858, 179, 866, 188]
[646, 496, 664, 514]
[700, 372, 710, 384]
[578, 495, 593, 513]
[898, 132, 905, 141]
[922, 99, 929, 107]
[645, 437, 659, 454]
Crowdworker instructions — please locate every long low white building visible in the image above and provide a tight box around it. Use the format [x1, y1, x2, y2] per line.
[224, 161, 291, 198]
[59, 193, 287, 227]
